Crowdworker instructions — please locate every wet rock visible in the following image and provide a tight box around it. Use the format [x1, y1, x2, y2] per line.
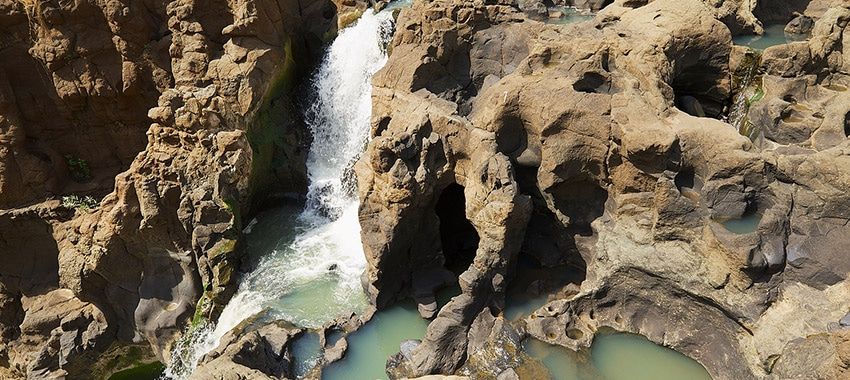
[334, 0, 370, 28]
[559, 0, 614, 11]
[400, 339, 421, 361]
[496, 368, 520, 380]
[517, 0, 549, 19]
[677, 96, 706, 117]
[191, 321, 301, 380]
[417, 300, 438, 320]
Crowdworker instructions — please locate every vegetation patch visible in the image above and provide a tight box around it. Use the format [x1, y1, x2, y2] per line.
[65, 155, 92, 182]
[61, 195, 99, 211]
[191, 291, 212, 327]
[91, 343, 159, 380]
[107, 361, 165, 380]
[246, 35, 308, 210]
[728, 48, 765, 141]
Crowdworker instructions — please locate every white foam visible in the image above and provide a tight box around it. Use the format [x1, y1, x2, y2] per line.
[161, 7, 397, 379]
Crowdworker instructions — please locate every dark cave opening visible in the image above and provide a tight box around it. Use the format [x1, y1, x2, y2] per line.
[670, 51, 729, 119]
[753, 0, 811, 25]
[673, 76, 726, 119]
[435, 183, 480, 276]
[674, 168, 696, 190]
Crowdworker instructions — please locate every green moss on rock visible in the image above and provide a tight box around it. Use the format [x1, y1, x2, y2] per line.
[246, 36, 309, 211]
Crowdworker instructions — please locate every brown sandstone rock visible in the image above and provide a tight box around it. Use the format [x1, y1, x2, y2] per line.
[356, 0, 850, 379]
[0, 0, 336, 377]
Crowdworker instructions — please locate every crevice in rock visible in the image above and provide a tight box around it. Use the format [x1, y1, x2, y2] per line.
[435, 183, 479, 276]
[753, 0, 811, 26]
[573, 71, 613, 94]
[495, 114, 529, 160]
[548, 179, 608, 235]
[509, 245, 586, 305]
[675, 168, 696, 191]
[668, 37, 731, 120]
[0, 287, 23, 343]
[672, 66, 725, 119]
[844, 111, 850, 138]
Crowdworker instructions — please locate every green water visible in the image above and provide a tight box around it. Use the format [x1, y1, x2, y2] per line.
[264, 274, 368, 328]
[525, 339, 599, 379]
[525, 332, 712, 380]
[292, 331, 322, 378]
[436, 284, 462, 309]
[108, 362, 165, 380]
[243, 203, 304, 260]
[505, 291, 550, 321]
[546, 7, 595, 25]
[721, 212, 762, 234]
[733, 24, 807, 50]
[227, 204, 369, 330]
[323, 303, 429, 380]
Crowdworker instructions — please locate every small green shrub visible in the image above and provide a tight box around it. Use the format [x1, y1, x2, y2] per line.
[65, 155, 91, 182]
[61, 195, 99, 211]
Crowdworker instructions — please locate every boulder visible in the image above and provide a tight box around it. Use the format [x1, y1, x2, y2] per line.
[191, 321, 301, 380]
[785, 13, 815, 34]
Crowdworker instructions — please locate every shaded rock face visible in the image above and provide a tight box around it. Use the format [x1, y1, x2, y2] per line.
[357, 0, 850, 378]
[0, 0, 337, 377]
[0, 0, 167, 209]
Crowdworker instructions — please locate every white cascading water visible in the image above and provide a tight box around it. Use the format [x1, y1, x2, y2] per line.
[161, 5, 402, 379]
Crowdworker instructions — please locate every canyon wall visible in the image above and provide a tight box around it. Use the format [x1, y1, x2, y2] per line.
[0, 0, 336, 377]
[2, 0, 850, 378]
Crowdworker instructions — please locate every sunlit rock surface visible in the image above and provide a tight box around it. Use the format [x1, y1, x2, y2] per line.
[356, 0, 850, 379]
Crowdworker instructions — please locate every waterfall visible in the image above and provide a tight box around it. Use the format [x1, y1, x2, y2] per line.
[161, 5, 401, 379]
[726, 50, 764, 141]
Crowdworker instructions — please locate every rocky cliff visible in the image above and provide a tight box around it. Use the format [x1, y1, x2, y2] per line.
[3, 0, 850, 378]
[0, 0, 336, 377]
[356, 0, 850, 379]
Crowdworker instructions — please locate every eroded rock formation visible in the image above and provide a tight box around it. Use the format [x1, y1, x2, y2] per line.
[356, 0, 850, 379]
[3, 0, 850, 378]
[0, 0, 336, 377]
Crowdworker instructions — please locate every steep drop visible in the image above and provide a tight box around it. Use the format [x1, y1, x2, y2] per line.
[162, 6, 400, 378]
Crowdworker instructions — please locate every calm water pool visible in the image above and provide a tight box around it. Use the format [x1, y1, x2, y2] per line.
[733, 24, 807, 50]
[546, 7, 595, 25]
[323, 303, 429, 380]
[721, 211, 762, 234]
[524, 331, 712, 380]
[505, 291, 551, 321]
[108, 361, 165, 380]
